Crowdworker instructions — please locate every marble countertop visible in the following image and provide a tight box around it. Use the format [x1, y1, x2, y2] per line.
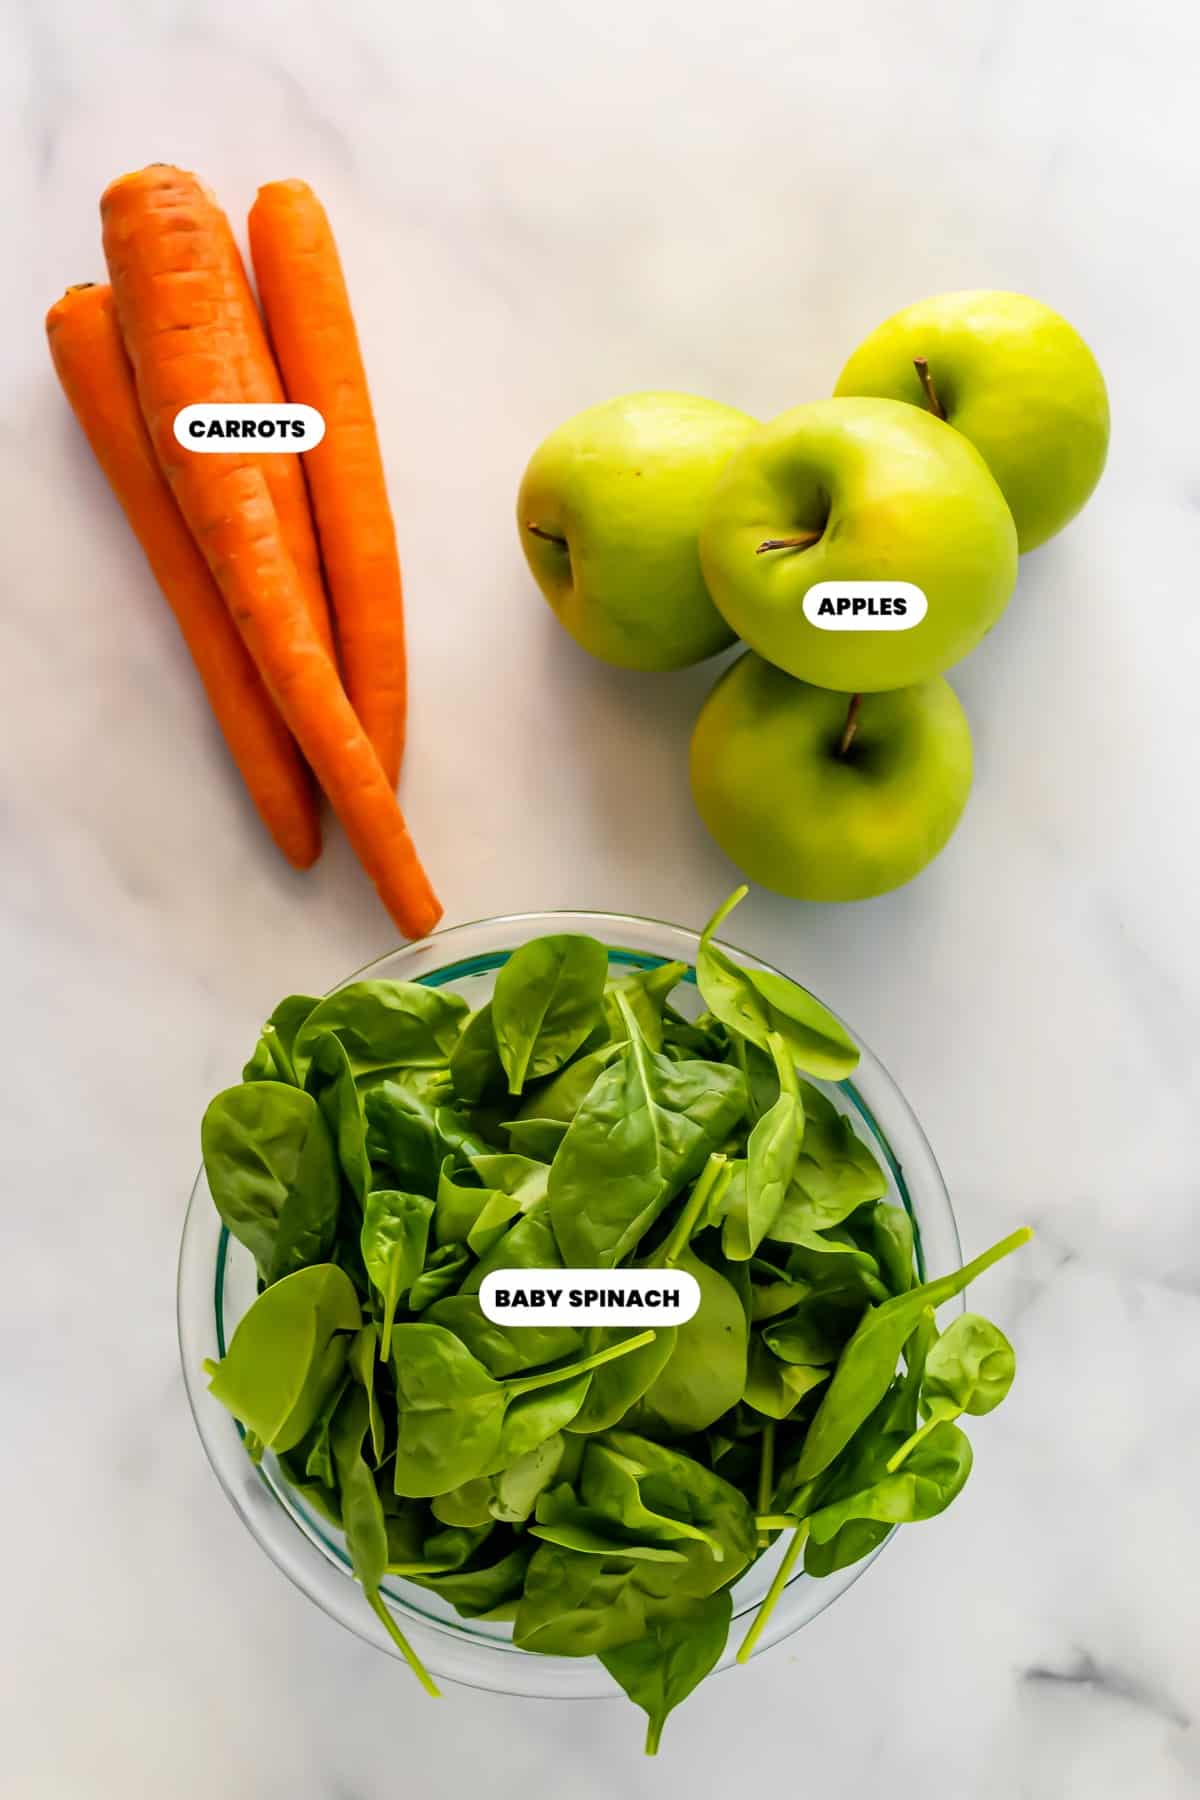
[6, 0, 1199, 1793]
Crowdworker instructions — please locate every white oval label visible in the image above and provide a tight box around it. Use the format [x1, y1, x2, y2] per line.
[803, 581, 927, 630]
[479, 1267, 701, 1327]
[173, 403, 325, 452]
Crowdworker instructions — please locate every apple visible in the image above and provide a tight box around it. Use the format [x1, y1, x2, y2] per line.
[517, 392, 756, 671]
[690, 652, 973, 901]
[699, 398, 1017, 692]
[834, 290, 1109, 552]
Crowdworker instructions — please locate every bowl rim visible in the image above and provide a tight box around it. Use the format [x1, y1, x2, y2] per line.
[178, 906, 960, 1698]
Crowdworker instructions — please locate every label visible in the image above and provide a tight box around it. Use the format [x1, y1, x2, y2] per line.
[479, 1268, 701, 1327]
[803, 581, 927, 630]
[173, 403, 326, 452]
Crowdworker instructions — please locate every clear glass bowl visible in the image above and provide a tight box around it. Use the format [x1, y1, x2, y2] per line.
[178, 910, 960, 1699]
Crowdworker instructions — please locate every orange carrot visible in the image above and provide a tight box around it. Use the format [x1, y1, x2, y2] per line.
[102, 164, 335, 664]
[249, 180, 407, 787]
[46, 281, 321, 871]
[208, 198, 337, 667]
[102, 166, 442, 941]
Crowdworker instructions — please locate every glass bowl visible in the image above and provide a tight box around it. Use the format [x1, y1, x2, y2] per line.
[178, 910, 960, 1698]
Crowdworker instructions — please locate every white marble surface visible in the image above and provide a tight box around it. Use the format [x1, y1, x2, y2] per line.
[4, 0, 1199, 1792]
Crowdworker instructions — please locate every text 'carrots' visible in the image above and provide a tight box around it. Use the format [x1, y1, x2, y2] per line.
[46, 281, 322, 871]
[102, 165, 441, 941]
[249, 180, 407, 788]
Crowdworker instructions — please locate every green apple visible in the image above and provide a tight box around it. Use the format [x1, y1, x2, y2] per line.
[699, 398, 1017, 692]
[517, 392, 756, 670]
[690, 652, 972, 901]
[834, 290, 1109, 552]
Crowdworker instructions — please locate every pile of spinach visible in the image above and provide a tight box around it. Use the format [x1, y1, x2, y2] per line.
[201, 888, 1028, 1752]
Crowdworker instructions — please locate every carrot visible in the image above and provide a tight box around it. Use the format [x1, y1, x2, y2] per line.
[249, 180, 407, 787]
[101, 164, 335, 664]
[46, 281, 321, 871]
[210, 197, 338, 668]
[102, 166, 442, 941]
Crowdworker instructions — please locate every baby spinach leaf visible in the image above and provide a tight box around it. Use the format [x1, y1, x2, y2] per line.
[579, 1442, 723, 1558]
[750, 1274, 811, 1323]
[887, 1313, 1015, 1469]
[601, 960, 689, 1052]
[448, 1003, 506, 1105]
[762, 1294, 861, 1366]
[697, 889, 860, 1080]
[923, 1312, 1015, 1420]
[766, 1084, 887, 1237]
[514, 1041, 622, 1124]
[202, 1082, 341, 1284]
[302, 1371, 351, 1487]
[722, 1035, 803, 1261]
[567, 1326, 678, 1434]
[635, 1243, 747, 1435]
[360, 1188, 434, 1355]
[594, 1433, 758, 1597]
[488, 1373, 594, 1467]
[425, 1293, 581, 1378]
[384, 1506, 492, 1575]
[803, 1515, 892, 1577]
[366, 1082, 488, 1197]
[791, 1226, 1031, 1484]
[292, 980, 468, 1084]
[461, 1204, 563, 1294]
[431, 1477, 495, 1528]
[406, 1541, 533, 1618]
[743, 1336, 830, 1420]
[243, 994, 320, 1084]
[503, 1118, 569, 1161]
[391, 1325, 655, 1497]
[783, 1228, 890, 1303]
[492, 933, 609, 1095]
[529, 1487, 690, 1562]
[204, 1263, 360, 1452]
[879, 1309, 938, 1439]
[600, 1589, 732, 1755]
[433, 1156, 497, 1249]
[466, 1194, 525, 1259]
[469, 1152, 550, 1212]
[513, 1545, 648, 1657]
[348, 1323, 387, 1463]
[700, 1154, 739, 1231]
[276, 1453, 342, 1529]
[867, 1202, 916, 1296]
[303, 1030, 370, 1204]
[549, 1001, 747, 1267]
[390, 1323, 507, 1496]
[330, 1388, 438, 1695]
[406, 1242, 470, 1312]
[808, 1420, 973, 1543]
[661, 1005, 727, 1060]
[489, 1435, 566, 1524]
[730, 1037, 782, 1125]
[332, 1192, 372, 1299]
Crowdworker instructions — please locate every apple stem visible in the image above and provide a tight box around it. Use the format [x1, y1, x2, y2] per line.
[839, 693, 863, 756]
[913, 356, 945, 421]
[756, 530, 822, 556]
[525, 522, 568, 547]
